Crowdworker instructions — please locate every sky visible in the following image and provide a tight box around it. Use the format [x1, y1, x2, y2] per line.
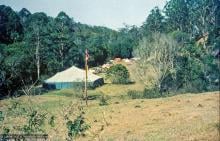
[0, 0, 167, 30]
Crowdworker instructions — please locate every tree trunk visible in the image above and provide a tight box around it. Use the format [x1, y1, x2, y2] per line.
[59, 41, 64, 69]
[202, 16, 206, 48]
[36, 31, 40, 80]
[60, 22, 64, 68]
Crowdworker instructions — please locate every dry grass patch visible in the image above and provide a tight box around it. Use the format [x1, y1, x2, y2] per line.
[0, 90, 219, 141]
[81, 92, 219, 141]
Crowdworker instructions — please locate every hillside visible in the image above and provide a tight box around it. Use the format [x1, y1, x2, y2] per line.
[0, 90, 219, 140]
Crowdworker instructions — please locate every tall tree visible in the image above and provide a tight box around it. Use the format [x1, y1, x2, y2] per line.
[54, 12, 74, 69]
[0, 5, 23, 44]
[135, 33, 178, 93]
[24, 12, 50, 80]
[18, 8, 31, 24]
[187, 0, 219, 47]
[164, 0, 189, 32]
[142, 7, 165, 35]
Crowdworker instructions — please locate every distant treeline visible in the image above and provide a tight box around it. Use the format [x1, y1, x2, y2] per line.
[0, 0, 219, 97]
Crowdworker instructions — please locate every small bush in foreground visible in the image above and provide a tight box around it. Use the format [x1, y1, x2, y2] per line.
[99, 95, 109, 106]
[0, 111, 4, 122]
[143, 88, 161, 99]
[215, 123, 220, 131]
[66, 115, 90, 139]
[127, 88, 164, 99]
[127, 90, 143, 99]
[106, 64, 130, 84]
[49, 116, 55, 127]
[23, 110, 47, 134]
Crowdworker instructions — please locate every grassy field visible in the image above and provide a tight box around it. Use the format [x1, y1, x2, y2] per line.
[0, 90, 219, 140]
[0, 63, 219, 140]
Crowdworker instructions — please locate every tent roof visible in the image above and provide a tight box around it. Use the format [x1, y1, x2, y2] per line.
[45, 66, 102, 83]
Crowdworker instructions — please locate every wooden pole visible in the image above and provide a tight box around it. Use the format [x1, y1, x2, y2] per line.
[85, 49, 88, 106]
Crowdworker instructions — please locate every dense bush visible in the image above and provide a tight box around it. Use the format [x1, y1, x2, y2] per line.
[173, 44, 219, 93]
[0, 111, 4, 122]
[137, 32, 219, 95]
[127, 90, 143, 99]
[66, 115, 90, 139]
[157, 43, 219, 94]
[127, 89, 163, 99]
[99, 94, 109, 106]
[23, 110, 47, 134]
[106, 64, 130, 84]
[143, 88, 162, 99]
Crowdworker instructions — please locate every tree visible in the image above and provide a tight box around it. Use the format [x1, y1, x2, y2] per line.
[187, 0, 219, 47]
[142, 7, 165, 35]
[109, 26, 138, 59]
[53, 12, 76, 69]
[0, 5, 23, 44]
[24, 12, 50, 80]
[135, 33, 178, 93]
[1, 42, 35, 97]
[164, 0, 189, 32]
[18, 8, 31, 24]
[0, 44, 7, 97]
[87, 36, 108, 66]
[169, 30, 190, 44]
[174, 43, 219, 92]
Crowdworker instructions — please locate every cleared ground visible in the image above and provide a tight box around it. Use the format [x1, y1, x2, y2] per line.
[0, 90, 219, 141]
[84, 91, 220, 141]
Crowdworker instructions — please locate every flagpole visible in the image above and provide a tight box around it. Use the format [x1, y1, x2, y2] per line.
[85, 49, 88, 106]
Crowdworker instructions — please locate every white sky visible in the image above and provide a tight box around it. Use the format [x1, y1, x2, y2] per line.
[0, 0, 167, 30]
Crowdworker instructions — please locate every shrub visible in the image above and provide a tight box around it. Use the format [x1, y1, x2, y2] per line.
[143, 88, 161, 99]
[215, 123, 220, 131]
[134, 105, 141, 108]
[0, 111, 4, 122]
[66, 115, 90, 139]
[23, 110, 47, 134]
[7, 100, 27, 116]
[127, 89, 163, 99]
[169, 31, 190, 43]
[127, 90, 143, 99]
[106, 64, 130, 84]
[49, 116, 55, 127]
[99, 95, 109, 106]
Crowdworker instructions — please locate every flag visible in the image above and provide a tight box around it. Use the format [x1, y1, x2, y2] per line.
[85, 49, 89, 61]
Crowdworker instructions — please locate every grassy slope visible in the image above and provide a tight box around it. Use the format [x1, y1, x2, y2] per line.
[0, 91, 219, 140]
[84, 92, 219, 141]
[0, 62, 219, 140]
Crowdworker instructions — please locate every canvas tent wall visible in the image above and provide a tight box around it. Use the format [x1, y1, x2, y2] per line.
[43, 66, 104, 89]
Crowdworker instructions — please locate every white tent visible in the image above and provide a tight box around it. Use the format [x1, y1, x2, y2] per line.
[43, 66, 104, 89]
